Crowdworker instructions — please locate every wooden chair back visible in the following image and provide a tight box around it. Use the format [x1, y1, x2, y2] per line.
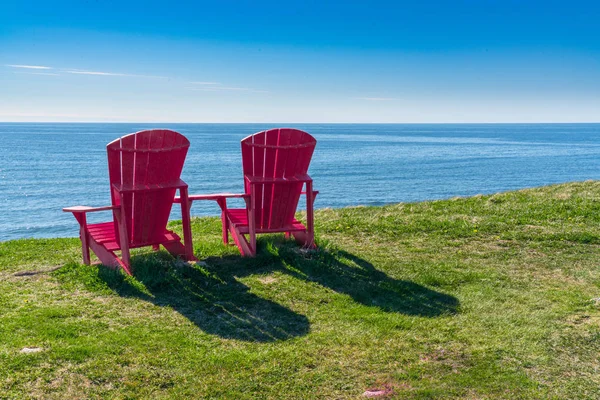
[241, 128, 316, 231]
[107, 129, 189, 245]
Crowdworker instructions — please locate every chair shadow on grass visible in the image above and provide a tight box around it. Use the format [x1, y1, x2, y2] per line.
[91, 236, 458, 342]
[94, 251, 310, 343]
[204, 236, 460, 318]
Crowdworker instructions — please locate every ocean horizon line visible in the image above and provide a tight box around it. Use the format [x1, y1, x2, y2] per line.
[1, 121, 600, 125]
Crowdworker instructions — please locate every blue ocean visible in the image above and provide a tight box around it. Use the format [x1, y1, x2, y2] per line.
[1, 123, 600, 241]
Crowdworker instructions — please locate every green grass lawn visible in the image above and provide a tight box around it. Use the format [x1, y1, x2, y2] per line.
[2, 182, 600, 399]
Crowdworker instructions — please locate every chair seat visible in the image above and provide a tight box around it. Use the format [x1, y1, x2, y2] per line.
[88, 222, 182, 251]
[225, 208, 307, 234]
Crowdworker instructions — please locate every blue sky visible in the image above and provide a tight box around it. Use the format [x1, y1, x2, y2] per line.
[1, 1, 599, 122]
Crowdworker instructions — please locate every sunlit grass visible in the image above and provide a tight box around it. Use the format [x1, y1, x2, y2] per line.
[1, 182, 600, 398]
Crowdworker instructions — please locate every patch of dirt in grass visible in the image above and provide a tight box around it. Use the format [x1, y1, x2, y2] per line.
[363, 383, 396, 399]
[554, 191, 574, 200]
[24, 366, 95, 400]
[523, 224, 548, 231]
[47, 372, 93, 390]
[566, 314, 600, 327]
[459, 240, 520, 255]
[20, 347, 44, 354]
[478, 240, 519, 252]
[419, 347, 471, 374]
[258, 275, 278, 285]
[363, 382, 408, 398]
[122, 367, 171, 385]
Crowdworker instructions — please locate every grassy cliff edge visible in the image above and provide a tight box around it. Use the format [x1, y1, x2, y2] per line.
[2, 182, 600, 399]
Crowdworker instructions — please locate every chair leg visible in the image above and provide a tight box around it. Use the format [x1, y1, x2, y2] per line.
[229, 224, 254, 256]
[80, 227, 91, 265]
[217, 198, 229, 245]
[163, 241, 187, 259]
[89, 239, 125, 270]
[81, 233, 91, 265]
[74, 212, 91, 265]
[222, 217, 229, 244]
[304, 182, 316, 248]
[114, 207, 131, 273]
[248, 187, 256, 255]
[249, 231, 256, 256]
[179, 187, 195, 261]
[120, 242, 131, 271]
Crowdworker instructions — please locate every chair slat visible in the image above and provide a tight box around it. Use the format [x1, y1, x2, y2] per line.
[281, 129, 305, 225]
[270, 129, 292, 229]
[262, 129, 279, 229]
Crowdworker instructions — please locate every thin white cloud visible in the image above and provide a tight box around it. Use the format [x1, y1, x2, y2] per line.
[189, 81, 221, 85]
[61, 68, 167, 78]
[4, 64, 159, 77]
[188, 85, 269, 93]
[353, 97, 397, 101]
[215, 86, 250, 91]
[5, 64, 52, 70]
[13, 71, 60, 76]
[62, 69, 128, 76]
[6, 64, 265, 93]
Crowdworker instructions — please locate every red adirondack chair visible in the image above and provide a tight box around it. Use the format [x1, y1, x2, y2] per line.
[176, 128, 318, 256]
[63, 129, 195, 275]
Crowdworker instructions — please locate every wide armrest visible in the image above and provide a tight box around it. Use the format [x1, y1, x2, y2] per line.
[112, 179, 188, 193]
[245, 174, 312, 184]
[174, 193, 249, 203]
[63, 205, 116, 213]
[301, 190, 319, 195]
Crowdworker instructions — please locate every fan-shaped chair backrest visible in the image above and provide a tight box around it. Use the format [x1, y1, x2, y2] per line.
[107, 129, 190, 245]
[241, 128, 316, 230]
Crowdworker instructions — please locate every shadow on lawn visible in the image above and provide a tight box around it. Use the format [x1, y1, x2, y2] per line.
[204, 237, 460, 318]
[94, 252, 310, 343]
[87, 237, 458, 342]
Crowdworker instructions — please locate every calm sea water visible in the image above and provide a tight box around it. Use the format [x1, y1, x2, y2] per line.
[1, 123, 600, 241]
